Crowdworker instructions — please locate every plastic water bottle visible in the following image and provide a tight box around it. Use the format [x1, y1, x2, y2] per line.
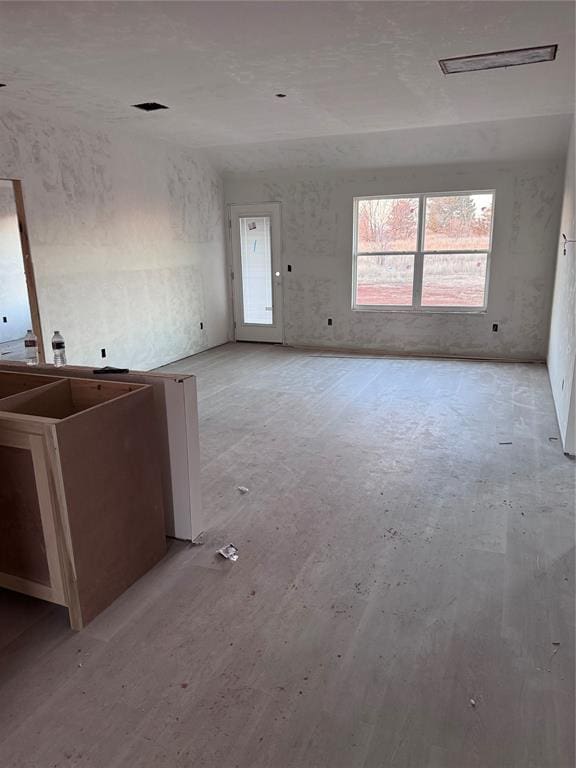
[24, 329, 39, 366]
[52, 331, 66, 367]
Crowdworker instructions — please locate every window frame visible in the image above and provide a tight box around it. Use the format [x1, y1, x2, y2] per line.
[352, 189, 495, 313]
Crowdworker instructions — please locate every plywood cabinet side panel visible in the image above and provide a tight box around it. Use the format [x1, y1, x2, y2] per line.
[148, 380, 174, 536]
[163, 379, 189, 539]
[0, 380, 71, 418]
[54, 387, 166, 626]
[66, 378, 147, 413]
[183, 376, 203, 540]
[0, 371, 62, 399]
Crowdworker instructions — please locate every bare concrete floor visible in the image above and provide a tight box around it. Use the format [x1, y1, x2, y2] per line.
[1, 342, 574, 767]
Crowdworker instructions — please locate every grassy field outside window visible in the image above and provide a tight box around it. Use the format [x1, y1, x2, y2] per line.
[353, 191, 494, 311]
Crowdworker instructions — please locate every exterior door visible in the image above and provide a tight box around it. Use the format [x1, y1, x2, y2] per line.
[230, 203, 283, 343]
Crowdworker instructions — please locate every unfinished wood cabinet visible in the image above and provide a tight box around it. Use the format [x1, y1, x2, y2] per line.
[0, 373, 166, 629]
[0, 361, 204, 542]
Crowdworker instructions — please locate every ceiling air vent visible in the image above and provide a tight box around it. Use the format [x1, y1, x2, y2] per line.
[132, 102, 169, 112]
[439, 44, 558, 74]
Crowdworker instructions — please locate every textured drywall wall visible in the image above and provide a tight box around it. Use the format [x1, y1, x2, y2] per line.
[0, 108, 229, 369]
[0, 183, 32, 342]
[225, 158, 564, 359]
[209, 114, 573, 174]
[548, 119, 575, 453]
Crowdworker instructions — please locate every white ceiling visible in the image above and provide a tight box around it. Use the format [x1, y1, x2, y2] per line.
[0, 1, 574, 151]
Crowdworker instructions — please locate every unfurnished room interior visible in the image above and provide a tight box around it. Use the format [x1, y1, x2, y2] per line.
[0, 2, 574, 766]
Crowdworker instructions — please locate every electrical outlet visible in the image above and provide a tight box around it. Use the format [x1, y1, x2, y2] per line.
[101, 348, 106, 358]
[492, 323, 499, 332]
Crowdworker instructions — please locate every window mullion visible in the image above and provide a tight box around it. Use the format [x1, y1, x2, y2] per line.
[412, 195, 425, 308]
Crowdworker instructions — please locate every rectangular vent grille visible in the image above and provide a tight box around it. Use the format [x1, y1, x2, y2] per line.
[439, 44, 557, 74]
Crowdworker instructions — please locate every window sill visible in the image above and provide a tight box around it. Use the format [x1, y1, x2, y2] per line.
[352, 306, 487, 315]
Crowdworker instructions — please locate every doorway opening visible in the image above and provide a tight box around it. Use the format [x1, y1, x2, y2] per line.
[0, 179, 43, 362]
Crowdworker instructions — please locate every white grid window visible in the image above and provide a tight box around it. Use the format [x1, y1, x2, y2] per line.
[239, 216, 273, 325]
[352, 191, 495, 311]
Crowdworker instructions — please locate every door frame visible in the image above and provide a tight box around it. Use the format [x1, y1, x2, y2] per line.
[228, 202, 284, 343]
[0, 179, 45, 362]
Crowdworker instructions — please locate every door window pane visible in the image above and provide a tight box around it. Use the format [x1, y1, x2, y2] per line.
[357, 198, 419, 253]
[421, 253, 488, 307]
[240, 216, 273, 325]
[424, 193, 493, 251]
[356, 254, 414, 306]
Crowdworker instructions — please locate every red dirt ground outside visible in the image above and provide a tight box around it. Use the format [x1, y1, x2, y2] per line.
[356, 284, 484, 307]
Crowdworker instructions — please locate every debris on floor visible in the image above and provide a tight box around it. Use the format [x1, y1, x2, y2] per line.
[192, 532, 206, 545]
[469, 698, 476, 708]
[218, 543, 239, 562]
[498, 441, 513, 445]
[549, 436, 559, 441]
[237, 486, 250, 494]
